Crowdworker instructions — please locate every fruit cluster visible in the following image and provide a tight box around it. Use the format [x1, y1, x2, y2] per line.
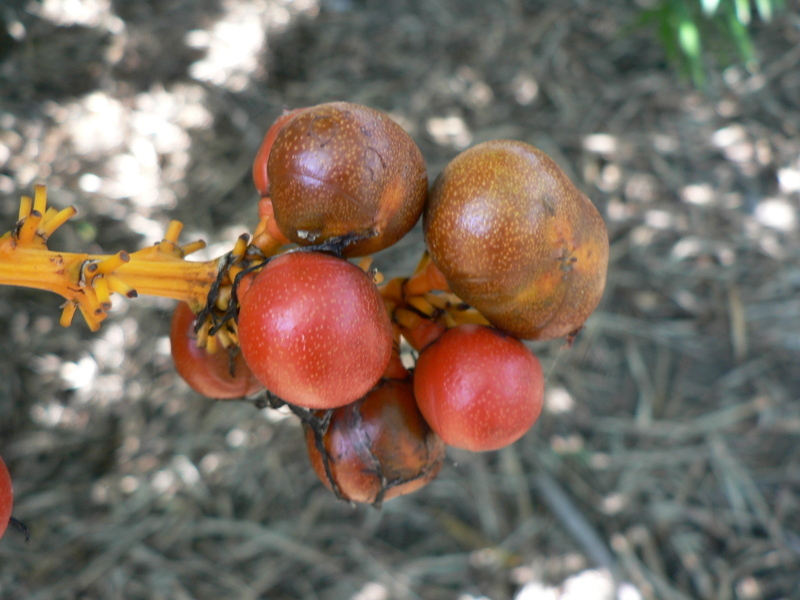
[0, 101, 608, 507]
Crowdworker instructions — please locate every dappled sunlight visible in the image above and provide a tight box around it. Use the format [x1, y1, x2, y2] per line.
[187, 0, 320, 91]
[754, 197, 796, 231]
[427, 115, 473, 149]
[33, 0, 123, 30]
[514, 568, 641, 600]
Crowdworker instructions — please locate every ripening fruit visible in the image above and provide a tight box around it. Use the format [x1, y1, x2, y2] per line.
[170, 302, 263, 400]
[0, 456, 12, 539]
[305, 379, 445, 504]
[237, 251, 394, 409]
[413, 324, 544, 452]
[424, 140, 609, 340]
[267, 102, 428, 256]
[253, 108, 306, 197]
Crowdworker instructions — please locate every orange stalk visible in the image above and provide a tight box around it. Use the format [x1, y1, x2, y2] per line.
[0, 185, 222, 330]
[0, 235, 218, 330]
[403, 252, 449, 297]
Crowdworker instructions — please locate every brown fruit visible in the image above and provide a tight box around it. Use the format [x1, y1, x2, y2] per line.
[267, 102, 428, 257]
[305, 379, 445, 505]
[423, 140, 608, 340]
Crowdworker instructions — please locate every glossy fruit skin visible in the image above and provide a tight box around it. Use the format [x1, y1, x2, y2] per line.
[413, 324, 544, 452]
[305, 379, 445, 504]
[424, 140, 609, 340]
[237, 251, 394, 409]
[0, 456, 12, 539]
[267, 102, 428, 257]
[170, 302, 263, 400]
[253, 108, 306, 197]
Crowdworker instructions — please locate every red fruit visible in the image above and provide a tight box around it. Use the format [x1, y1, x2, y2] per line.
[413, 324, 544, 452]
[305, 379, 445, 504]
[267, 102, 428, 256]
[253, 108, 306, 197]
[170, 302, 263, 400]
[0, 457, 12, 539]
[237, 251, 393, 409]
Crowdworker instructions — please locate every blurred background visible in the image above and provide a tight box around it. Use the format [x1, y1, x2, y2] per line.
[1, 1, 799, 598]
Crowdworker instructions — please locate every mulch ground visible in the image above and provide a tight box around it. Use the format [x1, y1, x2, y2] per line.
[1, 1, 799, 599]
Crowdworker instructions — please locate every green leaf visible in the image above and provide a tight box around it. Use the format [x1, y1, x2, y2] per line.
[678, 13, 702, 60]
[675, 3, 705, 87]
[733, 0, 752, 25]
[754, 0, 777, 21]
[726, 7, 756, 63]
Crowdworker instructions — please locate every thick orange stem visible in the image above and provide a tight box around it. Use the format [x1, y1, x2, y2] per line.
[0, 232, 217, 330]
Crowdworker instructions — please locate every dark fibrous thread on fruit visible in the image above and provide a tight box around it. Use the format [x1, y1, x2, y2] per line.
[265, 393, 346, 501]
[311, 416, 347, 502]
[228, 259, 266, 310]
[198, 251, 240, 335]
[306, 410, 346, 502]
[197, 242, 267, 336]
[9, 517, 30, 543]
[225, 347, 240, 379]
[565, 326, 582, 347]
[372, 441, 443, 509]
[290, 230, 377, 259]
[201, 229, 381, 338]
[315, 381, 442, 509]
[344, 398, 388, 508]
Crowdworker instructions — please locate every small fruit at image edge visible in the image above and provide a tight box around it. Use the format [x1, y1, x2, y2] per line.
[0, 457, 13, 539]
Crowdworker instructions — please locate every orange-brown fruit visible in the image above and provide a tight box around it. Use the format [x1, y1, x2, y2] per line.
[267, 102, 428, 257]
[305, 379, 445, 505]
[170, 302, 263, 400]
[423, 140, 609, 340]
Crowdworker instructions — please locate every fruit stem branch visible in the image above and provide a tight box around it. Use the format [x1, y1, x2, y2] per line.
[1, 185, 221, 330]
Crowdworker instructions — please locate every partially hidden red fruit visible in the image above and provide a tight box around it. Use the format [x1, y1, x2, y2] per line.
[424, 140, 609, 340]
[305, 379, 445, 504]
[413, 324, 544, 452]
[237, 251, 393, 409]
[170, 302, 263, 400]
[267, 101, 428, 256]
[0, 456, 12, 539]
[255, 197, 291, 246]
[253, 108, 306, 197]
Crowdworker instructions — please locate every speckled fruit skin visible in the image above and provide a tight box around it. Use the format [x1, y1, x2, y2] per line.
[0, 457, 12, 539]
[170, 302, 263, 400]
[305, 379, 445, 504]
[237, 251, 393, 409]
[252, 108, 306, 197]
[267, 102, 428, 257]
[424, 140, 609, 340]
[413, 324, 544, 452]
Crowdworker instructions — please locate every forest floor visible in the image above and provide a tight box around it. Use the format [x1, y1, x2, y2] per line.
[1, 1, 799, 599]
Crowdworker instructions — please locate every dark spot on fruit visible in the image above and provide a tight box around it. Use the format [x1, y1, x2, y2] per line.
[364, 147, 385, 181]
[307, 115, 336, 147]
